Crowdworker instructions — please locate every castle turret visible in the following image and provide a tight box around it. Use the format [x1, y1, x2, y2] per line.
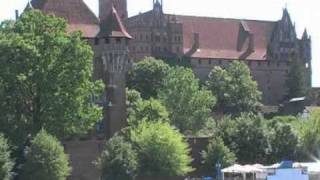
[268, 8, 298, 61]
[300, 28, 312, 87]
[96, 5, 132, 139]
[99, 0, 128, 21]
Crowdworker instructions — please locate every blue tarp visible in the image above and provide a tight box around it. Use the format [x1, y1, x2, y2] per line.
[267, 169, 309, 180]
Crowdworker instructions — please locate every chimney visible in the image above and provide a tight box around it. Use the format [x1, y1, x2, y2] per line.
[239, 33, 255, 59]
[184, 33, 200, 56]
[15, 10, 19, 20]
[248, 33, 255, 53]
[193, 32, 200, 50]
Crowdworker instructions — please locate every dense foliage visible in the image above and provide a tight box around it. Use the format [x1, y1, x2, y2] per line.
[0, 134, 14, 180]
[22, 130, 71, 180]
[206, 61, 261, 115]
[217, 114, 268, 163]
[128, 98, 169, 126]
[297, 108, 320, 159]
[286, 58, 308, 99]
[159, 67, 216, 134]
[98, 135, 138, 180]
[0, 10, 103, 144]
[202, 137, 236, 176]
[127, 57, 170, 99]
[130, 121, 193, 176]
[266, 119, 299, 163]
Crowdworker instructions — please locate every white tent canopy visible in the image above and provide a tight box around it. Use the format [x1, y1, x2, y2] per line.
[222, 162, 320, 180]
[293, 162, 320, 173]
[222, 164, 264, 173]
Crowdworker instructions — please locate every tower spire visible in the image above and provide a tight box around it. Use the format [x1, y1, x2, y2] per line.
[99, 0, 128, 21]
[302, 28, 309, 39]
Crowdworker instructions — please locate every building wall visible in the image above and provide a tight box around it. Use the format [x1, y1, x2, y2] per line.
[125, 12, 183, 62]
[191, 58, 289, 105]
[64, 139, 104, 180]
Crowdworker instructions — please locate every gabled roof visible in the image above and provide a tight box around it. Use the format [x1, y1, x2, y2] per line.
[174, 15, 276, 60]
[30, 0, 100, 38]
[98, 6, 132, 39]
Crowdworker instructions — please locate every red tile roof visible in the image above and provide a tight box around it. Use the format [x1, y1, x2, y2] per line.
[30, 0, 100, 38]
[174, 15, 276, 60]
[98, 6, 132, 39]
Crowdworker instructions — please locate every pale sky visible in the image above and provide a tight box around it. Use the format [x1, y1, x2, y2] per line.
[0, 0, 319, 87]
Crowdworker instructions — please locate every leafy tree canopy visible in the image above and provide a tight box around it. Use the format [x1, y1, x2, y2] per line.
[127, 57, 170, 99]
[22, 130, 71, 180]
[217, 113, 268, 164]
[266, 120, 299, 163]
[158, 67, 216, 134]
[0, 10, 103, 144]
[206, 61, 261, 115]
[130, 121, 193, 176]
[128, 98, 169, 126]
[0, 134, 14, 180]
[98, 135, 138, 180]
[297, 108, 320, 159]
[202, 137, 236, 177]
[286, 58, 308, 99]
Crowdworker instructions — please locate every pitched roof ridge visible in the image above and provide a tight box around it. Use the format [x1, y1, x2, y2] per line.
[76, 0, 99, 24]
[167, 13, 277, 23]
[128, 10, 153, 20]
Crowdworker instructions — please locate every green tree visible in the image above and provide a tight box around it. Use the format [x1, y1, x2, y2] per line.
[128, 98, 169, 126]
[297, 108, 320, 159]
[22, 130, 71, 180]
[286, 58, 307, 99]
[97, 135, 138, 180]
[266, 120, 299, 163]
[126, 89, 143, 117]
[130, 121, 193, 176]
[202, 137, 236, 177]
[206, 61, 261, 115]
[0, 134, 14, 180]
[217, 114, 268, 163]
[158, 67, 215, 134]
[127, 57, 170, 99]
[0, 10, 103, 144]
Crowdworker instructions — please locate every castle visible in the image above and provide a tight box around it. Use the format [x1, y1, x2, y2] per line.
[26, 0, 313, 120]
[125, 0, 312, 105]
[23, 0, 312, 179]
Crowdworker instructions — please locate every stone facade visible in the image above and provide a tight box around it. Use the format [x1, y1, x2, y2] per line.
[125, 1, 312, 105]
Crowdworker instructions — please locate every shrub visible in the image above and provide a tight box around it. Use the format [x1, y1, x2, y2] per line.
[130, 121, 193, 176]
[98, 135, 138, 180]
[22, 130, 71, 180]
[0, 134, 14, 180]
[202, 137, 236, 176]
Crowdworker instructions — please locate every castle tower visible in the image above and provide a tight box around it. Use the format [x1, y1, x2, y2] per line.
[268, 8, 298, 61]
[300, 29, 312, 87]
[99, 0, 128, 21]
[96, 5, 132, 139]
[153, 0, 163, 12]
